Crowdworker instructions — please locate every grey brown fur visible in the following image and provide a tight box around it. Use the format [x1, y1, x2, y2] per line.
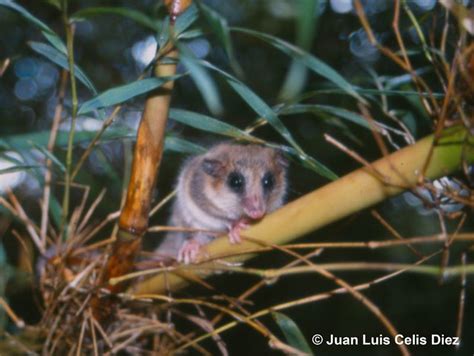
[157, 143, 288, 263]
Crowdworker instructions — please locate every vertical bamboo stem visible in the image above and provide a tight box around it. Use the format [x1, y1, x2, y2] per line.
[92, 0, 191, 319]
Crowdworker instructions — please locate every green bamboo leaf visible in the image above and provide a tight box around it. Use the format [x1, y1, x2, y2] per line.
[31, 143, 66, 173]
[272, 312, 314, 356]
[279, 104, 373, 130]
[41, 30, 67, 54]
[71, 7, 160, 31]
[0, 0, 51, 33]
[78, 75, 182, 115]
[178, 29, 205, 40]
[169, 109, 252, 139]
[179, 44, 223, 115]
[198, 3, 243, 77]
[0, 241, 6, 267]
[301, 88, 444, 98]
[284, 146, 337, 180]
[232, 27, 366, 104]
[158, 3, 199, 48]
[48, 195, 62, 228]
[29, 41, 97, 94]
[93, 147, 122, 188]
[0, 0, 66, 53]
[0, 242, 5, 331]
[202, 60, 337, 180]
[0, 128, 133, 150]
[174, 2, 199, 34]
[42, 0, 61, 10]
[0, 165, 39, 175]
[164, 136, 205, 154]
[279, 0, 319, 100]
[385, 67, 431, 89]
[201, 61, 299, 147]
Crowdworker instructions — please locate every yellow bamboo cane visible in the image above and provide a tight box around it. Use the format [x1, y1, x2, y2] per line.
[132, 126, 473, 295]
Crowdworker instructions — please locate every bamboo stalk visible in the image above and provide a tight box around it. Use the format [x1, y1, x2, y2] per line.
[133, 126, 474, 295]
[97, 51, 178, 298]
[92, 0, 191, 319]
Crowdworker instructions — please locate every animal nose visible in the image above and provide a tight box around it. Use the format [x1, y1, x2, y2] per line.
[243, 195, 265, 220]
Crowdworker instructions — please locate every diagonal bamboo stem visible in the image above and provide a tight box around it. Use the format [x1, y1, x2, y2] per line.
[133, 126, 474, 295]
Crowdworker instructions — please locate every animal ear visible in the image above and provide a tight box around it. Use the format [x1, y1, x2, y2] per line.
[274, 151, 289, 169]
[202, 158, 225, 177]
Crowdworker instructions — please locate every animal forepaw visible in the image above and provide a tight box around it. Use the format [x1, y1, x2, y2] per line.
[228, 220, 250, 244]
[178, 239, 202, 264]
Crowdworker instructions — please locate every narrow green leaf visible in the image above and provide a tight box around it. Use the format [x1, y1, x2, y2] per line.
[201, 61, 299, 146]
[78, 75, 182, 115]
[178, 29, 205, 40]
[31, 143, 66, 173]
[158, 3, 199, 48]
[164, 136, 205, 154]
[0, 128, 133, 150]
[48, 194, 62, 228]
[41, 30, 67, 54]
[0, 241, 6, 331]
[94, 147, 122, 188]
[169, 109, 252, 139]
[0, 0, 51, 33]
[175, 2, 199, 35]
[279, 104, 372, 130]
[198, 3, 243, 76]
[279, 0, 319, 100]
[0, 241, 6, 267]
[43, 0, 61, 10]
[300, 88, 444, 99]
[284, 146, 338, 180]
[29, 41, 97, 94]
[385, 67, 431, 89]
[71, 7, 160, 31]
[232, 27, 366, 104]
[228, 79, 296, 143]
[272, 312, 314, 356]
[202, 60, 337, 180]
[0, 165, 39, 175]
[0, 0, 66, 53]
[179, 44, 223, 115]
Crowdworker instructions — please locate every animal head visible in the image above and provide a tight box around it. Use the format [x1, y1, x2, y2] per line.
[199, 144, 288, 221]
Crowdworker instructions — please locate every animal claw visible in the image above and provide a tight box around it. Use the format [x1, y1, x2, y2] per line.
[228, 220, 250, 244]
[178, 239, 202, 264]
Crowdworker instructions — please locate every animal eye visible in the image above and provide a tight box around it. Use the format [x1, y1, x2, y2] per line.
[227, 172, 245, 193]
[262, 172, 275, 192]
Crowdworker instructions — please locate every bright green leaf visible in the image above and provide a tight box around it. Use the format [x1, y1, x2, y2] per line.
[179, 44, 223, 115]
[71, 7, 160, 31]
[279, 104, 373, 130]
[164, 136, 205, 154]
[272, 312, 314, 356]
[31, 143, 66, 173]
[158, 3, 199, 48]
[279, 0, 319, 100]
[198, 3, 243, 76]
[0, 0, 66, 53]
[201, 60, 337, 180]
[233, 27, 366, 104]
[28, 41, 97, 94]
[0, 128, 133, 150]
[0, 165, 39, 175]
[169, 109, 252, 139]
[78, 75, 182, 115]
